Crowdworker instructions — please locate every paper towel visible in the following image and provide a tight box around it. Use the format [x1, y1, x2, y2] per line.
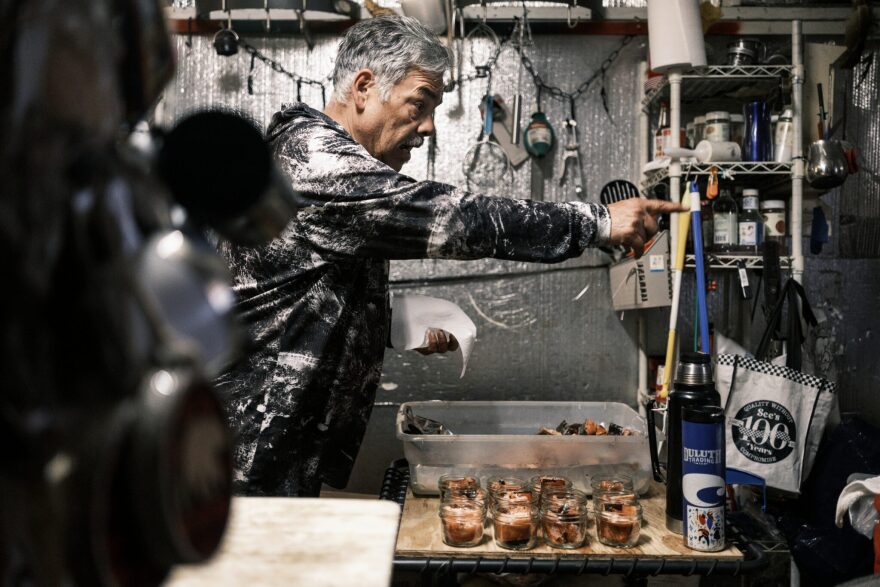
[647, 0, 707, 73]
[390, 294, 477, 378]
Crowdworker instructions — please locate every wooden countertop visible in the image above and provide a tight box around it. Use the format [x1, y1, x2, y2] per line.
[395, 482, 742, 560]
[166, 497, 401, 586]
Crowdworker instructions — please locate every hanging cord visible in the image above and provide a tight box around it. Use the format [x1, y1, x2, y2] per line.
[246, 52, 256, 95]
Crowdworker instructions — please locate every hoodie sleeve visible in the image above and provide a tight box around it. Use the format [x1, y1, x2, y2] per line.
[273, 110, 611, 263]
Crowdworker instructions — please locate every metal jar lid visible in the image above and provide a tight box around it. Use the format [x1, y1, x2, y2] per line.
[674, 352, 714, 386]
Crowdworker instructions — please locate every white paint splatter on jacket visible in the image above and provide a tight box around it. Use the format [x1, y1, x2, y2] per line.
[215, 103, 610, 496]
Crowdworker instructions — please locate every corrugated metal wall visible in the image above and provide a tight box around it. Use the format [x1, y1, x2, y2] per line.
[157, 23, 880, 493]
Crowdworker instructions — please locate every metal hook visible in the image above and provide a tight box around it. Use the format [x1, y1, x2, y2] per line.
[481, 0, 487, 24]
[456, 6, 465, 38]
[567, 1, 579, 29]
[264, 0, 271, 33]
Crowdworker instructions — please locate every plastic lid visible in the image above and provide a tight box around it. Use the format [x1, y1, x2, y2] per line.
[694, 115, 706, 123]
[705, 111, 730, 121]
[742, 188, 759, 196]
[742, 197, 759, 210]
[730, 114, 744, 122]
[761, 199, 786, 209]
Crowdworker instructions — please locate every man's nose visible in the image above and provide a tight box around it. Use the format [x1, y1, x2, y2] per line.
[417, 114, 435, 137]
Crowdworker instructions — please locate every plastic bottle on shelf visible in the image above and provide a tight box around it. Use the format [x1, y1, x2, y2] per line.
[704, 111, 730, 143]
[738, 189, 764, 254]
[712, 188, 738, 252]
[773, 107, 794, 163]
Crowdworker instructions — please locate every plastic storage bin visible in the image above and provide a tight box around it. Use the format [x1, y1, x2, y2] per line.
[396, 401, 651, 496]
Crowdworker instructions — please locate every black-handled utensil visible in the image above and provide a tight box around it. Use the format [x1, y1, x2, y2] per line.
[817, 82, 827, 139]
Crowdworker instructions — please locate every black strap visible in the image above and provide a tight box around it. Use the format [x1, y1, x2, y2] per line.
[756, 279, 817, 370]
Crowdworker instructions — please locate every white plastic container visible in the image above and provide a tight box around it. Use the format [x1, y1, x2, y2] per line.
[397, 401, 652, 496]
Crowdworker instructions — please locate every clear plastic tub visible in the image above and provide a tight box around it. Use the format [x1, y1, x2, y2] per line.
[397, 401, 651, 496]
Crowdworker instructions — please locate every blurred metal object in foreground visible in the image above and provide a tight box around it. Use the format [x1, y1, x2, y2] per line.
[0, 1, 296, 584]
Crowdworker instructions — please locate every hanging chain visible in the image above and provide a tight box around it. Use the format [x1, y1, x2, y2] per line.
[518, 34, 634, 103]
[240, 39, 327, 94]
[454, 40, 507, 87]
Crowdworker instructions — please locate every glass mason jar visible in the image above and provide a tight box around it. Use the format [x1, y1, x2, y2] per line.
[439, 496, 487, 548]
[540, 489, 589, 549]
[492, 490, 539, 551]
[438, 474, 480, 500]
[529, 475, 573, 506]
[594, 491, 642, 548]
[589, 474, 634, 496]
[486, 476, 527, 509]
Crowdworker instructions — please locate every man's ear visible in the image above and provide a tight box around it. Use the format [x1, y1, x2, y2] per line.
[351, 69, 375, 110]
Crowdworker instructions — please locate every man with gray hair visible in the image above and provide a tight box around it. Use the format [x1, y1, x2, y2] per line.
[216, 15, 684, 496]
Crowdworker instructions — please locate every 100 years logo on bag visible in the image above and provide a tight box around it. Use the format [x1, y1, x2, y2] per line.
[731, 400, 796, 463]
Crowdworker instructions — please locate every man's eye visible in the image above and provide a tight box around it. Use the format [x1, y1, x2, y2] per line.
[414, 102, 425, 113]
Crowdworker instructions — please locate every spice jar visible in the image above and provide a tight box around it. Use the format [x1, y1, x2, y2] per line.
[438, 474, 480, 500]
[760, 200, 787, 252]
[540, 489, 589, 549]
[529, 475, 572, 506]
[439, 496, 487, 548]
[704, 111, 731, 143]
[492, 490, 539, 550]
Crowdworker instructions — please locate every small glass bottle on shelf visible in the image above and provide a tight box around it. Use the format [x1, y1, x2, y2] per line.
[654, 101, 670, 159]
[712, 188, 738, 252]
[738, 189, 764, 254]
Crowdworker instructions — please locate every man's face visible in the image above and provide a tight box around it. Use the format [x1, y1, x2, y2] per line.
[356, 69, 444, 172]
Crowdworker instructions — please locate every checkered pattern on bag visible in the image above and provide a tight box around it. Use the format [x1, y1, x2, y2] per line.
[716, 354, 837, 395]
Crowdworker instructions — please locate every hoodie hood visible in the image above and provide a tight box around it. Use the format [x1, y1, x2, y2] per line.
[266, 102, 348, 142]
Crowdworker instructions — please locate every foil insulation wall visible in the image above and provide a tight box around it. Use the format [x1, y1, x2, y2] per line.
[159, 31, 648, 404]
[159, 27, 880, 491]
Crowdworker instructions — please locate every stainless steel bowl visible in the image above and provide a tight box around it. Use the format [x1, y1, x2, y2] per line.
[806, 139, 848, 190]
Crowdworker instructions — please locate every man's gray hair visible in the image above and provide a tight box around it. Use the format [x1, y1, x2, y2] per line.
[331, 15, 451, 103]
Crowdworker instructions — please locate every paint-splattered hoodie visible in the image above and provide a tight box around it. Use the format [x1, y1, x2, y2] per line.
[215, 103, 611, 496]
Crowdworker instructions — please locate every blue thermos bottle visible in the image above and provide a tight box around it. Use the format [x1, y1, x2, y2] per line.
[665, 352, 720, 534]
[681, 405, 726, 552]
[742, 100, 772, 162]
